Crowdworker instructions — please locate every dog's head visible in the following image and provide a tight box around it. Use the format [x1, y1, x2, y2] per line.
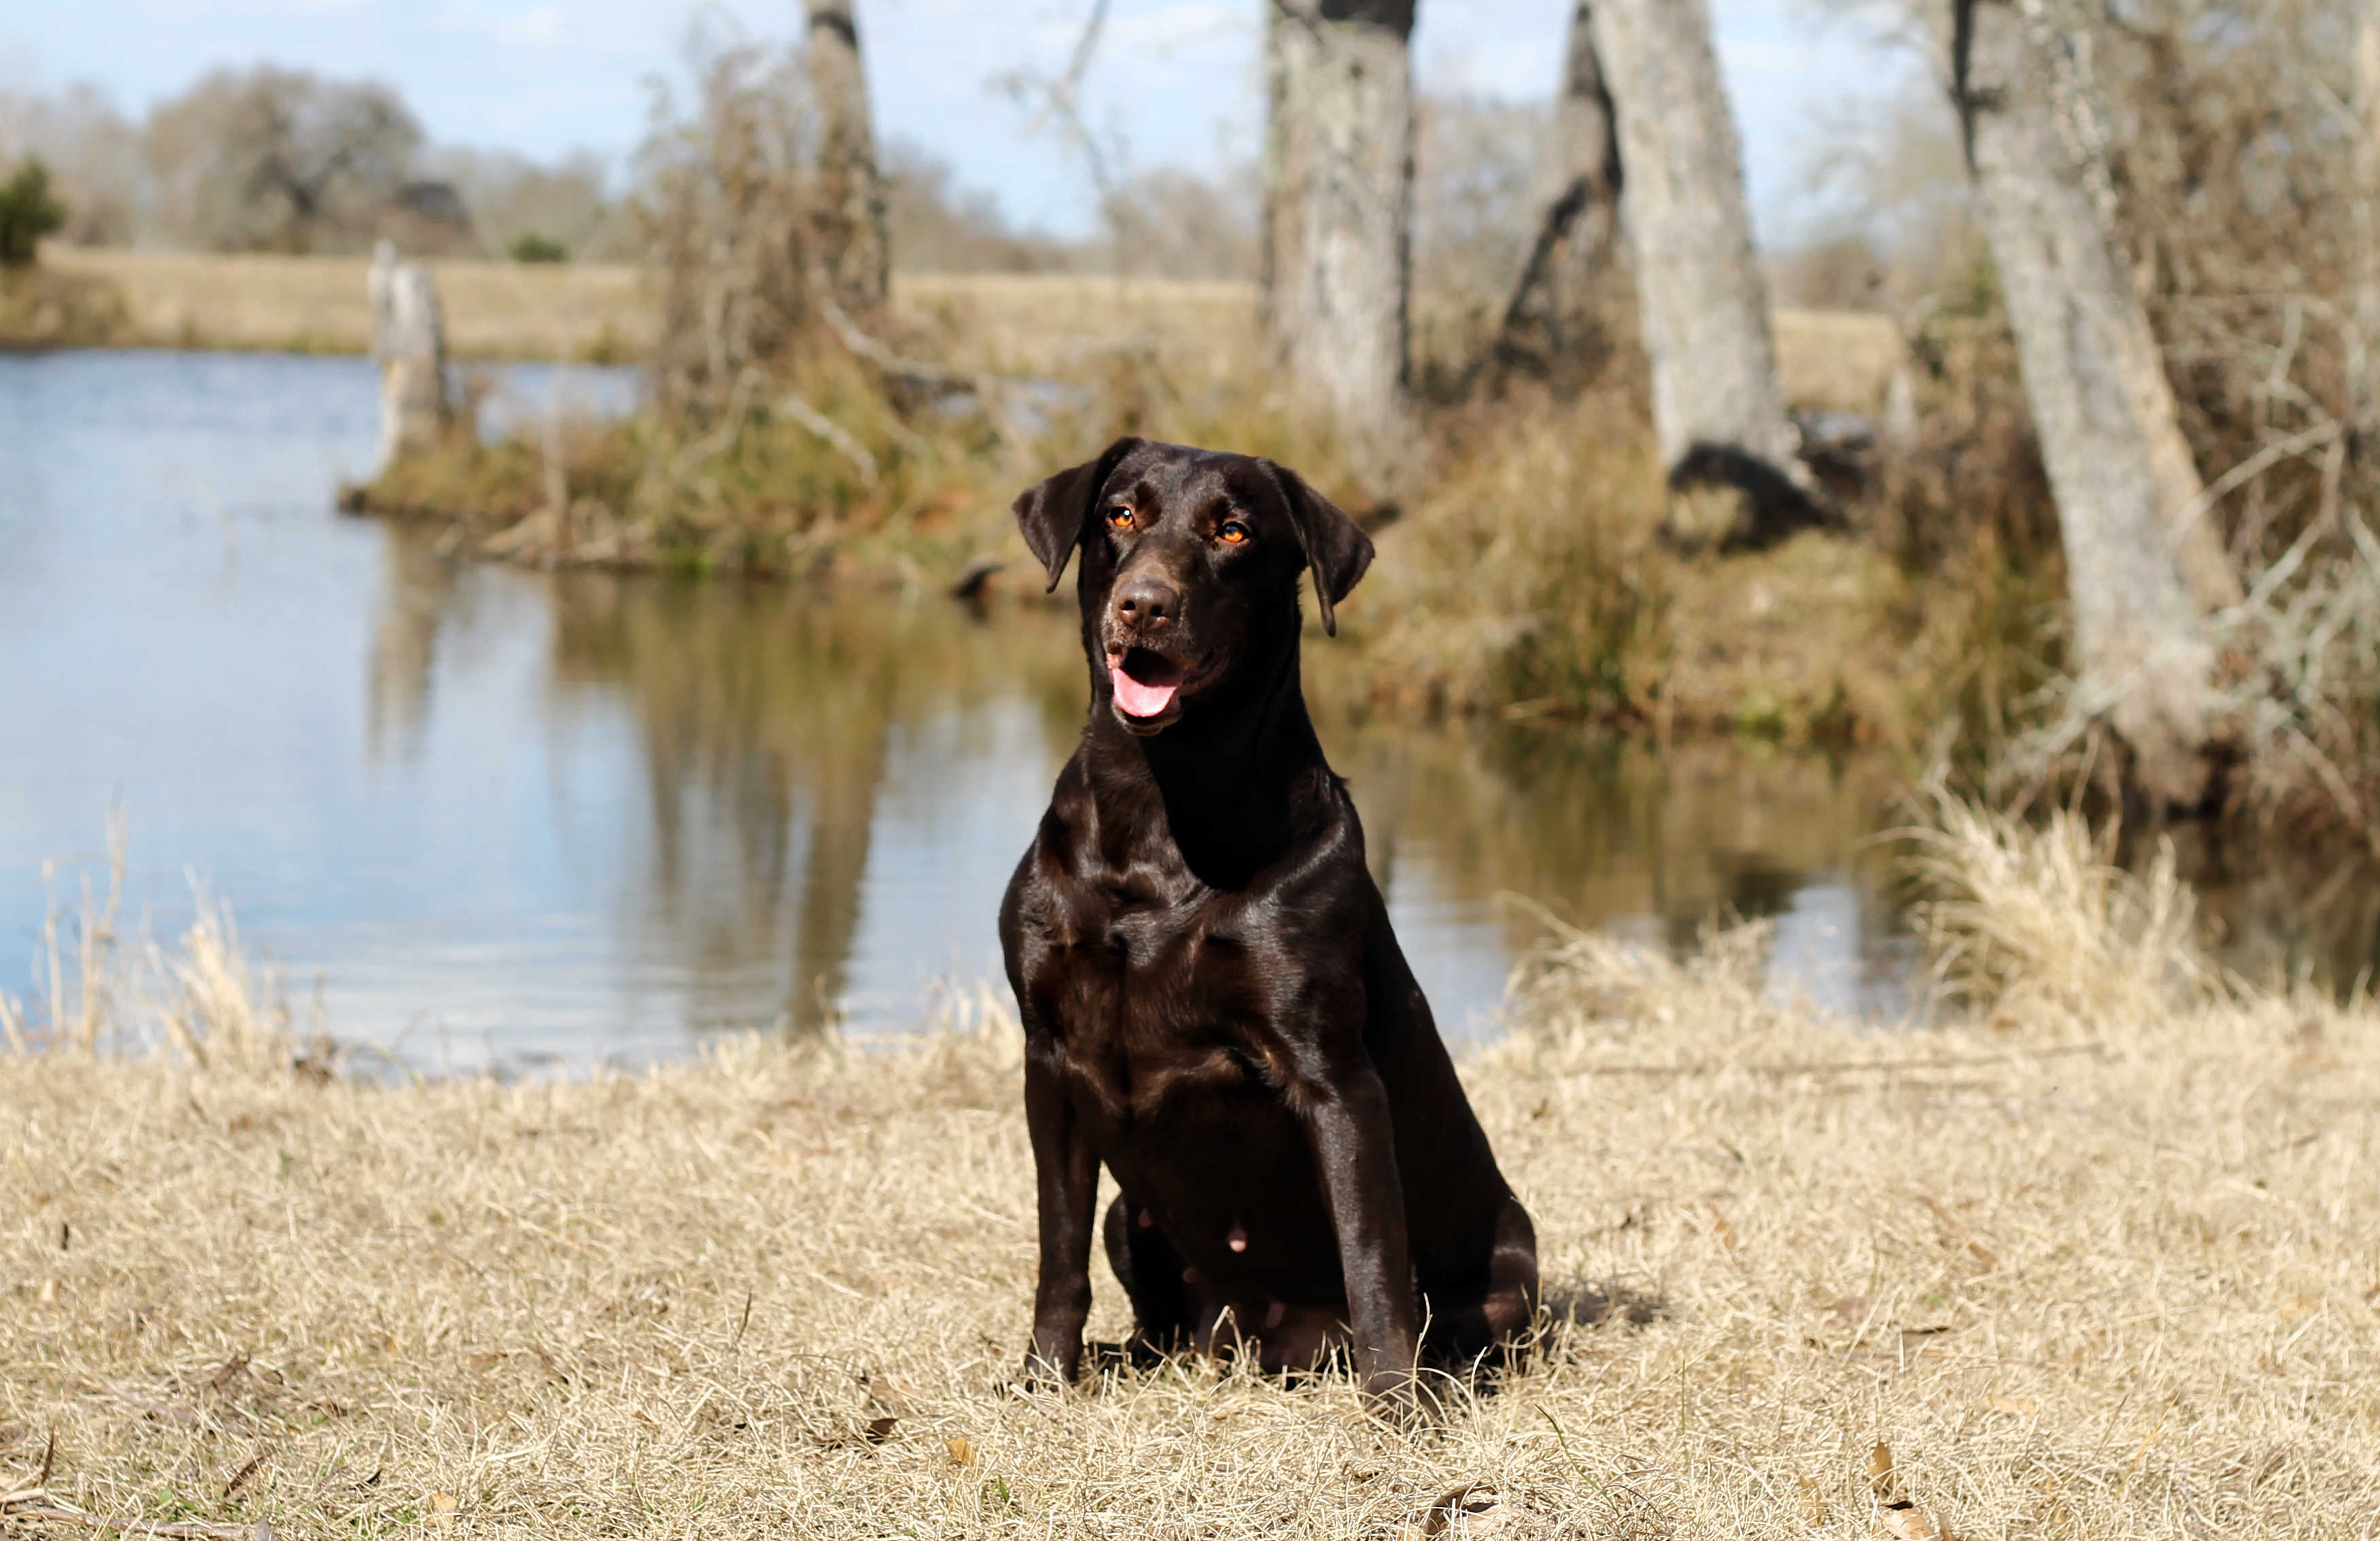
[1012, 438, 1373, 736]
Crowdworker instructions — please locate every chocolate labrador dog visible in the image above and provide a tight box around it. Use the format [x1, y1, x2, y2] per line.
[998, 438, 1537, 1413]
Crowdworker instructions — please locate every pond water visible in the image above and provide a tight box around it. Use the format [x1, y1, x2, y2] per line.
[0, 349, 1991, 1071]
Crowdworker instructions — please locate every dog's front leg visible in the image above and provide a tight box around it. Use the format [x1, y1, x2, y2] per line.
[1021, 1034, 1098, 1387]
[1301, 1064, 1423, 1413]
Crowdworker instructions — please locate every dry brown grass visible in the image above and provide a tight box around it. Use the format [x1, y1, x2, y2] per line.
[5, 807, 2378, 1538]
[1771, 311, 1906, 417]
[44, 249, 653, 362]
[895, 273, 1259, 380]
[33, 247, 1902, 409]
[1904, 797, 2220, 1031]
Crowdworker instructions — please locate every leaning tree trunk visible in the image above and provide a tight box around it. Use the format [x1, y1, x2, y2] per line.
[1950, 0, 2233, 808]
[1261, 0, 1418, 501]
[1593, 0, 1814, 541]
[368, 241, 451, 474]
[1494, 0, 1626, 385]
[806, 0, 890, 317]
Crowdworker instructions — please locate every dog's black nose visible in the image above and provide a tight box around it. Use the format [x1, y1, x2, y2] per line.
[1113, 576, 1179, 627]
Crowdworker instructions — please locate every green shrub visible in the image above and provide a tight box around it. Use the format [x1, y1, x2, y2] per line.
[507, 231, 567, 264]
[0, 158, 68, 269]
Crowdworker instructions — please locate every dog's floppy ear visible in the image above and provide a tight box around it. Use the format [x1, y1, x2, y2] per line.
[1011, 437, 1144, 591]
[1261, 461, 1375, 636]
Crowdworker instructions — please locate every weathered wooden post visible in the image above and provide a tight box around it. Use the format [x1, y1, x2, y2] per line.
[369, 240, 453, 473]
[805, 1, 891, 319]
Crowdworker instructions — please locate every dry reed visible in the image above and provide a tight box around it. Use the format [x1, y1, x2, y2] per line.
[1902, 795, 2220, 1031]
[4, 804, 2377, 1537]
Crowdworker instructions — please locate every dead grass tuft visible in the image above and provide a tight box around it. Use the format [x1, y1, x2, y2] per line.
[1903, 794, 2223, 1031]
[1346, 387, 1670, 724]
[5, 806, 2379, 1536]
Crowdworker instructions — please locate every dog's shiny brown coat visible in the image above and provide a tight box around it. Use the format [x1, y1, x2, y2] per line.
[998, 438, 1537, 1410]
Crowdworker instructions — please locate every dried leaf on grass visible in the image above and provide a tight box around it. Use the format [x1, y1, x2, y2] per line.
[1416, 1483, 1507, 1538]
[1703, 1202, 1739, 1254]
[1874, 1499, 1944, 1540]
[220, 1447, 270, 1498]
[813, 1415, 899, 1450]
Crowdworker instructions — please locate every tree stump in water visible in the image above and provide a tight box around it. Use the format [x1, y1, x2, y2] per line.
[806, 1, 890, 319]
[368, 241, 453, 474]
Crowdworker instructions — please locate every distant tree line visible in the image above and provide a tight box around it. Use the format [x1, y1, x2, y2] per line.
[0, 67, 612, 260]
[0, 52, 1744, 301]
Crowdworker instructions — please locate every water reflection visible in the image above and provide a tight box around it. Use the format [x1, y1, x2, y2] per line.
[444, 532, 1919, 1045]
[2158, 824, 2380, 994]
[538, 570, 1079, 1035]
[1327, 725, 1915, 1024]
[0, 349, 1921, 1067]
[367, 526, 461, 755]
[19, 349, 2365, 1075]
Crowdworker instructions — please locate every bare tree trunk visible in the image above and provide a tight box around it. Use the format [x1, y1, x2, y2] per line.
[1261, 0, 1417, 500]
[2351, 1, 2380, 445]
[369, 240, 451, 473]
[1494, 0, 1626, 385]
[1594, 0, 1814, 541]
[806, 0, 890, 317]
[1950, 0, 2228, 808]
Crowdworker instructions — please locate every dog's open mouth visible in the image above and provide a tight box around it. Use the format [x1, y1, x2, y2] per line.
[1110, 647, 1186, 719]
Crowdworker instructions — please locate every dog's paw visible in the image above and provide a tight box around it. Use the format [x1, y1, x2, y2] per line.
[1083, 1334, 1184, 1376]
[1361, 1368, 1450, 1430]
[1003, 1347, 1079, 1398]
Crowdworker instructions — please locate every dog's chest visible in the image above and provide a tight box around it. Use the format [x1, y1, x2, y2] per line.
[1037, 886, 1287, 1116]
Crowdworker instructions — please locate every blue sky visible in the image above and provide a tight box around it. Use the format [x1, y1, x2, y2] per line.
[0, 0, 1918, 244]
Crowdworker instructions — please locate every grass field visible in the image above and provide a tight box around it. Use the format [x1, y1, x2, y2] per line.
[33, 248, 1903, 410]
[3, 810, 2374, 1538]
[41, 249, 655, 362]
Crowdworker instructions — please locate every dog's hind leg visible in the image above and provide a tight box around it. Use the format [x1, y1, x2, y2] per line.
[1425, 1196, 1541, 1368]
[1102, 1193, 1195, 1362]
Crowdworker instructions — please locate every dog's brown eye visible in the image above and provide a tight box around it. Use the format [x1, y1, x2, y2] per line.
[1217, 520, 1250, 545]
[1106, 506, 1134, 530]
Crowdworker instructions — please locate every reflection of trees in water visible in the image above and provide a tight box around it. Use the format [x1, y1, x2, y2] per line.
[544, 578, 1080, 1034]
[1327, 721, 1907, 962]
[358, 536, 2380, 1024]
[2153, 825, 2380, 994]
[366, 525, 462, 758]
[1337, 712, 2380, 997]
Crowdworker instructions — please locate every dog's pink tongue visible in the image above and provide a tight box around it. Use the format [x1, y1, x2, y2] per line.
[1112, 665, 1179, 718]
